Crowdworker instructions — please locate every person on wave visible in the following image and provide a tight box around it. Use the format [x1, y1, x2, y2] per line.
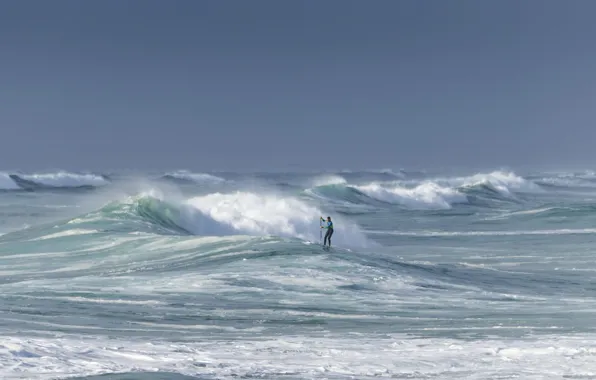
[321, 216, 334, 247]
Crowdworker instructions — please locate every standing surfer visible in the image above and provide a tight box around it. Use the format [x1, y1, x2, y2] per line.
[321, 216, 334, 247]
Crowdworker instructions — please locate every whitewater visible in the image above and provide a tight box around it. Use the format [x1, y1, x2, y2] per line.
[2, 168, 596, 379]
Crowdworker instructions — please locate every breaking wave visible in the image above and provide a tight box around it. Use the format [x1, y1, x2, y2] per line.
[63, 190, 372, 249]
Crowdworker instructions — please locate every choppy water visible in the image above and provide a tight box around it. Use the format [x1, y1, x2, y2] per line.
[2, 169, 596, 379]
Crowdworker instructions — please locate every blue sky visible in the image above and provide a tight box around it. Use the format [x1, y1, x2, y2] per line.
[1, 0, 596, 172]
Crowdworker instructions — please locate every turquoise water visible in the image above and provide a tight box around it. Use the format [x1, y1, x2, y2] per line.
[1, 169, 596, 379]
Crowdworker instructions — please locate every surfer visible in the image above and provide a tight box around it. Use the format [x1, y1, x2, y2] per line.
[321, 216, 334, 246]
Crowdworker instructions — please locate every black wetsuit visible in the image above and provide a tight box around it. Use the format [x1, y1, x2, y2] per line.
[323, 220, 334, 246]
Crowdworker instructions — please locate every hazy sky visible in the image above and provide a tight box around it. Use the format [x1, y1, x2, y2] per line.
[1, 0, 596, 172]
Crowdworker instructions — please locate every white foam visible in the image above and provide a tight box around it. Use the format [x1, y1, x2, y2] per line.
[1, 334, 596, 379]
[183, 191, 371, 248]
[354, 182, 466, 209]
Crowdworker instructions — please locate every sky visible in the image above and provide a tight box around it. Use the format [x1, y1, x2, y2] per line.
[1, 0, 596, 172]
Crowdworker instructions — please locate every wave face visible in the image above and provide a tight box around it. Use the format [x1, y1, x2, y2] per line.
[2, 168, 596, 379]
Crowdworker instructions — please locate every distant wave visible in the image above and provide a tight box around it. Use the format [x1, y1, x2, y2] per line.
[160, 170, 226, 184]
[352, 182, 467, 209]
[305, 180, 468, 210]
[456, 171, 542, 197]
[304, 171, 542, 210]
[0, 171, 109, 191]
[309, 174, 347, 187]
[335, 169, 406, 183]
[531, 171, 596, 190]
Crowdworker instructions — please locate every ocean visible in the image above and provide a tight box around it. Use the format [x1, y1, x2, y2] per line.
[1, 168, 596, 379]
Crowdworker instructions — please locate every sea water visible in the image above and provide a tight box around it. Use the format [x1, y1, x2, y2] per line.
[1, 169, 596, 379]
